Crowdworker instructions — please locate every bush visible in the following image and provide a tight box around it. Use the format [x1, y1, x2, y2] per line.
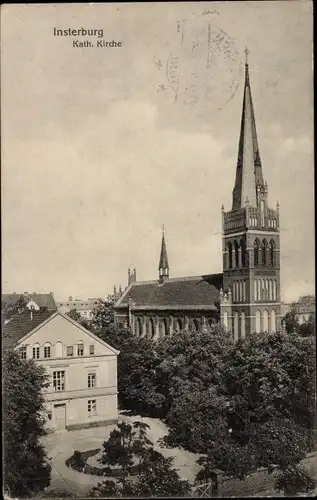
[275, 465, 316, 496]
[65, 448, 138, 477]
[66, 449, 99, 472]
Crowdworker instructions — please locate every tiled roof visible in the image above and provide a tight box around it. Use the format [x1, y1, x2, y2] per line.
[2, 293, 56, 310]
[2, 309, 56, 351]
[116, 273, 223, 310]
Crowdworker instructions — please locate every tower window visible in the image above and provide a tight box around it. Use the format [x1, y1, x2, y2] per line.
[234, 241, 239, 268]
[254, 239, 260, 266]
[269, 240, 275, 266]
[228, 242, 233, 269]
[240, 239, 246, 267]
[262, 239, 268, 265]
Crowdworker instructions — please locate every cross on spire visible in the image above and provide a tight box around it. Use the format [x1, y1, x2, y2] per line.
[245, 47, 249, 64]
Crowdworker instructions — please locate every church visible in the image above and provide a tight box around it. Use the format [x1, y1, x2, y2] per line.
[114, 54, 281, 339]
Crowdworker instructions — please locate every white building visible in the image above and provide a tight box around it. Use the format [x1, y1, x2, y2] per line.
[3, 308, 119, 432]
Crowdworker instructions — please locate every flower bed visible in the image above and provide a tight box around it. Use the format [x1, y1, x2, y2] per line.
[65, 449, 139, 477]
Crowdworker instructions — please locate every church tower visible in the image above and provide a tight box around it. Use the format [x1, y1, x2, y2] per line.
[220, 50, 281, 339]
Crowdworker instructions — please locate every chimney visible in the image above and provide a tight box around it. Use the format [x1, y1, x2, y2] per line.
[30, 309, 33, 320]
[128, 268, 131, 285]
[69, 296, 73, 301]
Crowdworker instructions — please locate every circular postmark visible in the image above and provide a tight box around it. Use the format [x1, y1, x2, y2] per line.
[165, 13, 243, 116]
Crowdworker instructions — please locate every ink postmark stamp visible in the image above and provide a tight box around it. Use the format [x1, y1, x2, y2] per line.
[165, 12, 243, 116]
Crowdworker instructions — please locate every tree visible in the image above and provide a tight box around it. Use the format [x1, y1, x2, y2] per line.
[155, 324, 234, 418]
[67, 308, 82, 322]
[92, 448, 191, 498]
[101, 420, 153, 472]
[299, 315, 316, 337]
[2, 295, 28, 325]
[66, 308, 91, 330]
[275, 465, 316, 496]
[90, 294, 117, 333]
[3, 349, 51, 497]
[282, 308, 300, 333]
[101, 422, 134, 471]
[194, 331, 316, 480]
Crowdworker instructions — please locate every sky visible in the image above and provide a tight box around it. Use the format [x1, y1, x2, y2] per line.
[1, 1, 314, 302]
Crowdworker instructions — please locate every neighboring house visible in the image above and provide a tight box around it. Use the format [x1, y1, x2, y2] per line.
[3, 309, 119, 432]
[114, 55, 281, 339]
[282, 296, 315, 325]
[57, 297, 102, 321]
[2, 292, 56, 311]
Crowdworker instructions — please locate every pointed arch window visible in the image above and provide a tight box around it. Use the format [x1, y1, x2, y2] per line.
[269, 280, 273, 301]
[240, 238, 246, 267]
[271, 310, 276, 332]
[148, 318, 155, 338]
[254, 239, 260, 266]
[241, 311, 246, 339]
[239, 282, 243, 303]
[192, 319, 199, 331]
[135, 317, 142, 337]
[273, 280, 277, 301]
[175, 318, 182, 332]
[228, 242, 233, 269]
[263, 310, 269, 332]
[255, 310, 261, 333]
[269, 240, 275, 266]
[223, 312, 228, 329]
[262, 239, 268, 265]
[161, 318, 168, 337]
[234, 241, 239, 268]
[254, 280, 258, 301]
[257, 280, 261, 301]
[233, 312, 239, 341]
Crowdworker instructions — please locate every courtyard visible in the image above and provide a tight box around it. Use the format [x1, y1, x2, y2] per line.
[42, 412, 201, 497]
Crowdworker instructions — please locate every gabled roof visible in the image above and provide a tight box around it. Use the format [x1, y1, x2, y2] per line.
[2, 309, 56, 351]
[115, 273, 223, 310]
[2, 293, 56, 310]
[2, 310, 119, 355]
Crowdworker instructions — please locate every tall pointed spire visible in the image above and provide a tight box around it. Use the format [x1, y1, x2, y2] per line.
[232, 49, 264, 210]
[158, 225, 169, 283]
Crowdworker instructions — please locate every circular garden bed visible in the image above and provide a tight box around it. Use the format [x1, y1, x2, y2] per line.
[65, 449, 139, 477]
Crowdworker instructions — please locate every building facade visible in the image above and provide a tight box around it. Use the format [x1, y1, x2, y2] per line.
[3, 309, 119, 431]
[57, 297, 102, 321]
[114, 54, 281, 339]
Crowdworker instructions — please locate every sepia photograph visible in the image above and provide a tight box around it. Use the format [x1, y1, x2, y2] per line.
[1, 1, 315, 498]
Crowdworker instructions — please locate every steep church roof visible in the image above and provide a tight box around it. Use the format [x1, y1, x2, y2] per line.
[232, 49, 264, 210]
[115, 273, 223, 310]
